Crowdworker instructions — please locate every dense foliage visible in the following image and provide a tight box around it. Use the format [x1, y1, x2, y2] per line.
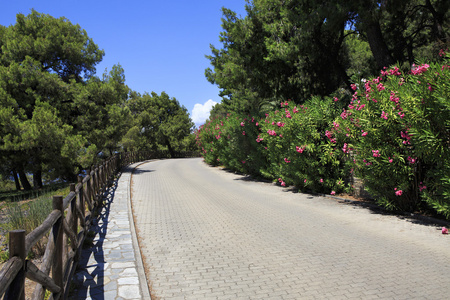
[336, 54, 450, 216]
[206, 0, 449, 115]
[0, 10, 195, 190]
[198, 54, 450, 219]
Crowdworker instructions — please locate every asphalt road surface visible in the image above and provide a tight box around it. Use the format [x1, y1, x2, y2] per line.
[131, 158, 450, 299]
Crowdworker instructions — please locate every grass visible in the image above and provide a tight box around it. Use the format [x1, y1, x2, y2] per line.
[1, 185, 70, 257]
[0, 250, 8, 263]
[0, 182, 69, 203]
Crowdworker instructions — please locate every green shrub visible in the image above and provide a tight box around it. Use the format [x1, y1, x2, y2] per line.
[336, 54, 450, 216]
[258, 96, 351, 194]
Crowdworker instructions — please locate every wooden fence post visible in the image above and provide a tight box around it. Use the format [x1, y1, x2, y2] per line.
[4, 230, 26, 300]
[70, 183, 77, 251]
[52, 196, 64, 297]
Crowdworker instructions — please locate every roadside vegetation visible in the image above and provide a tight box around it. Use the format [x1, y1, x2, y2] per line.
[198, 0, 450, 219]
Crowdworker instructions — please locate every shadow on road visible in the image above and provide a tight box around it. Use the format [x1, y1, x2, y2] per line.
[225, 167, 449, 229]
[68, 175, 119, 300]
[132, 169, 154, 175]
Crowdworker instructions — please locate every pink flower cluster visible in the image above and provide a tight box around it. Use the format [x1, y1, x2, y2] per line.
[278, 178, 286, 186]
[284, 158, 291, 163]
[372, 150, 380, 157]
[325, 130, 336, 143]
[407, 156, 417, 164]
[401, 130, 411, 145]
[394, 188, 403, 196]
[411, 63, 430, 75]
[285, 109, 292, 119]
[267, 129, 277, 136]
[419, 182, 427, 192]
[296, 146, 305, 153]
[381, 111, 388, 120]
[342, 143, 349, 154]
[381, 66, 401, 76]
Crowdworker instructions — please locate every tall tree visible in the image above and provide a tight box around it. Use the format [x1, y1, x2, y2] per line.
[206, 0, 449, 115]
[73, 64, 131, 158]
[124, 91, 194, 156]
[0, 10, 104, 188]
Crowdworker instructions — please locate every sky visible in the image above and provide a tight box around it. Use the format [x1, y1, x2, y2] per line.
[0, 0, 249, 127]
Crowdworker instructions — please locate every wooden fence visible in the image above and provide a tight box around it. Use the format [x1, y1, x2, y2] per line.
[0, 151, 199, 300]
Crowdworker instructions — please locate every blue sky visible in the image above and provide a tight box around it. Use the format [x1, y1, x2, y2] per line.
[0, 0, 248, 127]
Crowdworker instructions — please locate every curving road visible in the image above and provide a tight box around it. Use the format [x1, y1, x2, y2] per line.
[131, 158, 450, 299]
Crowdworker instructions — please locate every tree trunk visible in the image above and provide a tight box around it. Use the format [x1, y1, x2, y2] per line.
[17, 168, 32, 191]
[165, 138, 175, 158]
[360, 15, 395, 70]
[425, 0, 448, 43]
[12, 170, 21, 191]
[33, 168, 43, 190]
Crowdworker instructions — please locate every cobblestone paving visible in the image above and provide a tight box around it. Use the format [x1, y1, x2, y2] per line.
[70, 163, 150, 300]
[131, 158, 450, 299]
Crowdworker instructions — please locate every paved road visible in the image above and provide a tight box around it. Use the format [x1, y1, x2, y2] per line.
[131, 158, 450, 299]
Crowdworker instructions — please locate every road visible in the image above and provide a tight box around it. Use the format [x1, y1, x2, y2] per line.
[131, 158, 450, 299]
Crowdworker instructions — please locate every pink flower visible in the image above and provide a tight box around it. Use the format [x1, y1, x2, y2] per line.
[281, 182, 286, 187]
[330, 191, 336, 195]
[284, 158, 291, 163]
[407, 156, 417, 164]
[381, 111, 388, 120]
[242, 131, 246, 135]
[395, 189, 403, 196]
[320, 178, 324, 183]
[240, 122, 245, 126]
[342, 143, 349, 154]
[442, 227, 448, 234]
[411, 63, 430, 75]
[333, 97, 339, 102]
[341, 109, 349, 120]
[351, 84, 357, 91]
[372, 150, 380, 157]
[296, 146, 305, 153]
[361, 131, 368, 137]
[388, 157, 393, 163]
[293, 106, 299, 113]
[242, 160, 246, 164]
[256, 122, 259, 126]
[267, 129, 277, 136]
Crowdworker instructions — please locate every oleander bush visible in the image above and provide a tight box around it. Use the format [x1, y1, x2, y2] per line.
[336, 53, 450, 216]
[197, 52, 450, 219]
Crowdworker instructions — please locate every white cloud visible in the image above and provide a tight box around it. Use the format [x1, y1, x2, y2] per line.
[191, 99, 218, 127]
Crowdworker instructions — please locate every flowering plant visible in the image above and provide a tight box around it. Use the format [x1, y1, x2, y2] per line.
[336, 54, 450, 215]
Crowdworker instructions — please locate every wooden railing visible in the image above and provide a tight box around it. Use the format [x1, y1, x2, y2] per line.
[0, 151, 199, 300]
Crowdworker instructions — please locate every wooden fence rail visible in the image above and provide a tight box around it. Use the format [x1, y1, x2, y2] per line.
[0, 150, 199, 300]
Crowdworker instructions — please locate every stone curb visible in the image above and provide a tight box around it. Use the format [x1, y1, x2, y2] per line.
[124, 161, 153, 300]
